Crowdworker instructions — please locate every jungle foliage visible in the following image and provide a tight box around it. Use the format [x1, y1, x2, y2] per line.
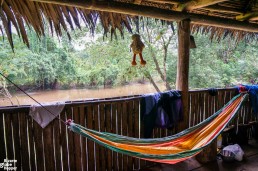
[0, 19, 258, 92]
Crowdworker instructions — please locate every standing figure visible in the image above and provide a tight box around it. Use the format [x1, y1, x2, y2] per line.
[130, 34, 146, 66]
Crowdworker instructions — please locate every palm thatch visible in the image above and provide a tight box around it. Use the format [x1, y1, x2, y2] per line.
[1, 0, 258, 49]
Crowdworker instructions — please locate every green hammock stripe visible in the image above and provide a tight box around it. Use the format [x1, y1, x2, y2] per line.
[68, 93, 247, 161]
[73, 93, 242, 145]
[70, 122, 203, 159]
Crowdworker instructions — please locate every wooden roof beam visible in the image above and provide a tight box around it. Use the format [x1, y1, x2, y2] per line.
[173, 0, 229, 11]
[202, 5, 242, 14]
[146, 0, 179, 5]
[133, 0, 142, 5]
[249, 16, 258, 21]
[236, 11, 258, 21]
[31, 0, 258, 33]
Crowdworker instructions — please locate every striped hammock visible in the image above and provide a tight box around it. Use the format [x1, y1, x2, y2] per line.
[66, 93, 247, 164]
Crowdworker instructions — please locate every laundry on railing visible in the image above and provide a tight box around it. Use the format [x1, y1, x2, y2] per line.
[140, 90, 183, 138]
[238, 84, 258, 117]
[29, 102, 65, 128]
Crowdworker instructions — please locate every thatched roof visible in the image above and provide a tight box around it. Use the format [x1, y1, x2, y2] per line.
[1, 0, 258, 48]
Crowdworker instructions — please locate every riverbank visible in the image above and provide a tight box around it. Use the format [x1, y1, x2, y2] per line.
[0, 83, 167, 106]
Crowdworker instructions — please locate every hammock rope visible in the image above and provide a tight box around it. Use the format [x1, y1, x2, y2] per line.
[66, 93, 248, 164]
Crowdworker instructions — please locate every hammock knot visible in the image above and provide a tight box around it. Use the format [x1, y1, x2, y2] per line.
[238, 85, 248, 93]
[65, 119, 73, 126]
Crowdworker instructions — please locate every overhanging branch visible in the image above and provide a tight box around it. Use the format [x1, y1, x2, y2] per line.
[31, 0, 258, 33]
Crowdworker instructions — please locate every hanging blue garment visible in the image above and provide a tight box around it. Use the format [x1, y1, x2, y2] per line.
[237, 84, 258, 117]
[140, 90, 183, 138]
[244, 85, 258, 117]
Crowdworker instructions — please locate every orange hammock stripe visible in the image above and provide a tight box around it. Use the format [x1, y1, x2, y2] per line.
[67, 93, 247, 164]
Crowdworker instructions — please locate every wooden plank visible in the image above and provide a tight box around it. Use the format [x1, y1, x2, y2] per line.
[116, 102, 123, 170]
[190, 93, 195, 127]
[27, 116, 36, 171]
[201, 93, 205, 121]
[73, 106, 82, 171]
[127, 101, 133, 171]
[128, 101, 134, 137]
[43, 123, 55, 171]
[139, 100, 147, 168]
[93, 104, 100, 171]
[246, 99, 252, 122]
[194, 93, 198, 125]
[209, 93, 213, 118]
[244, 99, 249, 124]
[98, 103, 106, 171]
[206, 93, 210, 118]
[189, 94, 193, 126]
[204, 92, 209, 119]
[133, 100, 140, 170]
[60, 108, 69, 171]
[196, 93, 200, 124]
[111, 103, 118, 171]
[79, 105, 87, 171]
[193, 93, 199, 125]
[226, 91, 231, 104]
[111, 103, 117, 134]
[212, 92, 217, 114]
[215, 90, 219, 112]
[193, 93, 196, 125]
[105, 104, 113, 171]
[0, 113, 6, 163]
[153, 128, 158, 138]
[53, 117, 62, 171]
[217, 90, 223, 111]
[33, 118, 45, 171]
[161, 127, 167, 137]
[4, 113, 14, 161]
[201, 93, 205, 122]
[11, 112, 21, 170]
[242, 101, 247, 123]
[188, 94, 192, 127]
[86, 105, 95, 171]
[67, 107, 75, 171]
[122, 102, 128, 171]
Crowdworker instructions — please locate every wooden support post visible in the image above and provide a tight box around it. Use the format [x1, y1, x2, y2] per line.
[176, 19, 190, 131]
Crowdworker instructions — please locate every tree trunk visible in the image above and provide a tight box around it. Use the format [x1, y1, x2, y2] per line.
[147, 74, 161, 93]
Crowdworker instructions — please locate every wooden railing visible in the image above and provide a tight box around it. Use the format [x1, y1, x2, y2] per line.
[0, 88, 256, 171]
[189, 88, 255, 127]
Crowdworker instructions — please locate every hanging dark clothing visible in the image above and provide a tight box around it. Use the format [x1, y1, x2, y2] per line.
[238, 85, 258, 117]
[140, 90, 183, 138]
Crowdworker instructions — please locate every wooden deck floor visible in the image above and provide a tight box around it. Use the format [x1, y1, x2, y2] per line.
[140, 140, 258, 171]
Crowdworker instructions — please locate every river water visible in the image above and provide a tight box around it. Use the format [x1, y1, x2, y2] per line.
[0, 83, 166, 106]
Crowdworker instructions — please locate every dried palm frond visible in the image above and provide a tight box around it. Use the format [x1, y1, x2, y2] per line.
[0, 0, 258, 49]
